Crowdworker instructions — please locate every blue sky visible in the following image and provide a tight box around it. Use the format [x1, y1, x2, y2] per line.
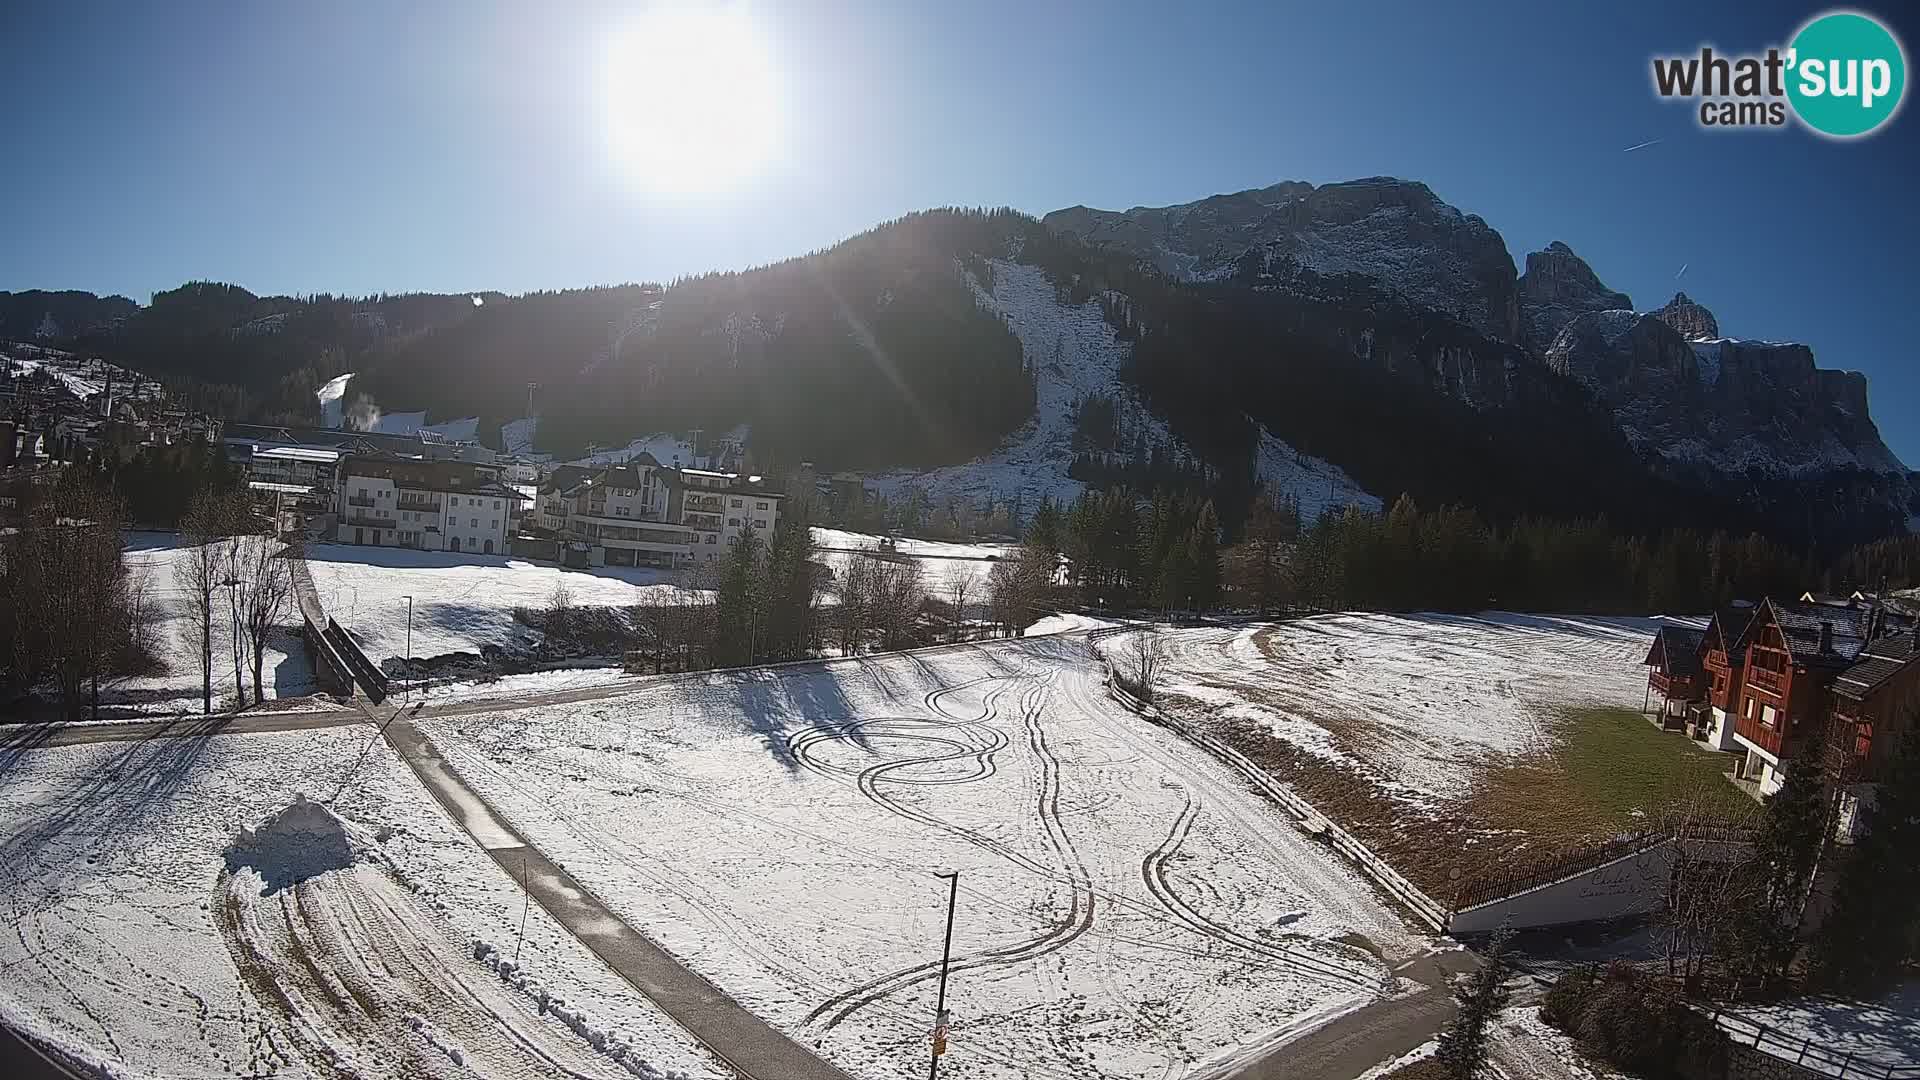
[2, 1, 1916, 464]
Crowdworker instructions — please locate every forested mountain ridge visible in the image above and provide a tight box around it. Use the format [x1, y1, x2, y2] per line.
[8, 184, 1913, 550]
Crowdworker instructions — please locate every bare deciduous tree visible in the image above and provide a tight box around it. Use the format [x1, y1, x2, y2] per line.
[235, 534, 298, 705]
[947, 568, 978, 643]
[1117, 630, 1165, 702]
[175, 492, 229, 714]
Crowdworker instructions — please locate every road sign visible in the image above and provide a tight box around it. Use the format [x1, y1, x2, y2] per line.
[931, 1009, 950, 1056]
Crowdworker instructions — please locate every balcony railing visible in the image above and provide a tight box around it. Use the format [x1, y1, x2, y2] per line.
[347, 496, 376, 508]
[684, 494, 725, 511]
[397, 498, 442, 513]
[1747, 665, 1787, 696]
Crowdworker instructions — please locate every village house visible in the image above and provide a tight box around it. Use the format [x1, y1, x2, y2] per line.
[1698, 604, 1759, 751]
[333, 452, 525, 554]
[532, 457, 784, 569]
[1643, 624, 1707, 728]
[1827, 624, 1920, 840]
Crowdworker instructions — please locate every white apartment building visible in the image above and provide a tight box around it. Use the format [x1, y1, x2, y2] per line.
[536, 456, 783, 569]
[334, 453, 525, 554]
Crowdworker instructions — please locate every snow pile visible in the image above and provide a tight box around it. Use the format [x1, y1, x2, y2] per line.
[471, 940, 694, 1079]
[317, 372, 354, 428]
[225, 794, 372, 890]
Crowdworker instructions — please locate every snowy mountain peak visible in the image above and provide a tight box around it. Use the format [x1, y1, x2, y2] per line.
[1654, 291, 1719, 341]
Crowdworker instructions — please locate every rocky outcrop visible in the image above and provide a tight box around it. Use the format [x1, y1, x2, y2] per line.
[1516, 242, 1632, 355]
[1545, 309, 1912, 538]
[1045, 177, 1521, 341]
[1654, 291, 1720, 340]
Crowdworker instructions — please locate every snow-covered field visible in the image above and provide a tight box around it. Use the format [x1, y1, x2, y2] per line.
[415, 636, 1427, 1080]
[0, 725, 725, 1080]
[1154, 613, 1662, 805]
[1721, 983, 1920, 1078]
[107, 533, 315, 715]
[304, 544, 694, 663]
[811, 527, 1014, 598]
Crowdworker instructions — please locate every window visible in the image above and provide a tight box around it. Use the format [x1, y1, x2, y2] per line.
[494, 499, 501, 509]
[705, 534, 716, 544]
[470, 517, 479, 528]
[490, 520, 498, 530]
[728, 517, 740, 527]
[756, 501, 768, 510]
[1761, 704, 1778, 728]
[731, 498, 743, 508]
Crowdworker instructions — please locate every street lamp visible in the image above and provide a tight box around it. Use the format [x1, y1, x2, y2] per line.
[402, 594, 413, 699]
[929, 870, 959, 1079]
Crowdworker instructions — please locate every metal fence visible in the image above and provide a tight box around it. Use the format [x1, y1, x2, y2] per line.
[1710, 1006, 1920, 1079]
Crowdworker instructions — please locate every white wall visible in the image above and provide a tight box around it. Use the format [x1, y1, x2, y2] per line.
[1448, 838, 1750, 934]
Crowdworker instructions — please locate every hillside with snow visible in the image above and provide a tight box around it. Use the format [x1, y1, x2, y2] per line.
[869, 258, 1376, 518]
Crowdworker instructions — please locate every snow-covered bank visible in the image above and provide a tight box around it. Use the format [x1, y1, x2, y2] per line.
[1155, 612, 1659, 802]
[416, 636, 1426, 1080]
[0, 726, 726, 1080]
[105, 532, 314, 715]
[303, 543, 695, 663]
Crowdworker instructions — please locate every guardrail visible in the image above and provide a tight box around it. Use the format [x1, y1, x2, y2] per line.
[1091, 645, 1451, 932]
[1711, 1006, 1920, 1079]
[323, 616, 390, 703]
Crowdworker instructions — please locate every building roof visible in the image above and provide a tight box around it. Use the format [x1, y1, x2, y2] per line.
[1644, 625, 1706, 676]
[251, 445, 341, 463]
[1703, 604, 1758, 661]
[342, 452, 524, 500]
[1833, 631, 1920, 701]
[1764, 599, 1874, 667]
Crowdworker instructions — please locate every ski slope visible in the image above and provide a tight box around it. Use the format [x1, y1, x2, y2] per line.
[0, 726, 726, 1080]
[415, 636, 1426, 1080]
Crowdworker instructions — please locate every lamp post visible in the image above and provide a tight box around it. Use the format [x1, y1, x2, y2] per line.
[929, 870, 959, 1079]
[402, 594, 413, 699]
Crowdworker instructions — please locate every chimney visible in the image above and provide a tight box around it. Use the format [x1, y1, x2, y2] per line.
[1819, 621, 1834, 654]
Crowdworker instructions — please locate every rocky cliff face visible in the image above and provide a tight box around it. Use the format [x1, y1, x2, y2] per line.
[1516, 242, 1632, 355]
[1654, 291, 1720, 340]
[1545, 301, 1911, 538]
[1045, 177, 1521, 341]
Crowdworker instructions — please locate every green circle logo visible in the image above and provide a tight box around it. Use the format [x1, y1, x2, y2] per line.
[1787, 11, 1907, 137]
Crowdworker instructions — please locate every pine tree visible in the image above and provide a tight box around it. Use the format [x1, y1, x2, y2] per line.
[712, 533, 764, 666]
[1435, 923, 1514, 1078]
[1187, 501, 1221, 610]
[1810, 725, 1920, 992]
[1716, 751, 1830, 990]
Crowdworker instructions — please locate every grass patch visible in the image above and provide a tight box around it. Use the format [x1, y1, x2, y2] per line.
[1472, 708, 1755, 858]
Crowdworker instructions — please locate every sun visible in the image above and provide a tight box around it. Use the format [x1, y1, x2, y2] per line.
[603, 5, 780, 193]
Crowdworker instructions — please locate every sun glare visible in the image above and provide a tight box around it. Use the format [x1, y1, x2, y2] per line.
[604, 6, 780, 193]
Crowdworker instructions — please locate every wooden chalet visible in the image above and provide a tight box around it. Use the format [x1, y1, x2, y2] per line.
[1730, 598, 1916, 797]
[1643, 624, 1707, 730]
[1697, 604, 1759, 751]
[1828, 625, 1920, 840]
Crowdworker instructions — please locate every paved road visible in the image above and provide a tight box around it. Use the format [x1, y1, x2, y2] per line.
[1211, 950, 1477, 1079]
[0, 1023, 83, 1080]
[376, 706, 857, 1080]
[0, 709, 363, 751]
